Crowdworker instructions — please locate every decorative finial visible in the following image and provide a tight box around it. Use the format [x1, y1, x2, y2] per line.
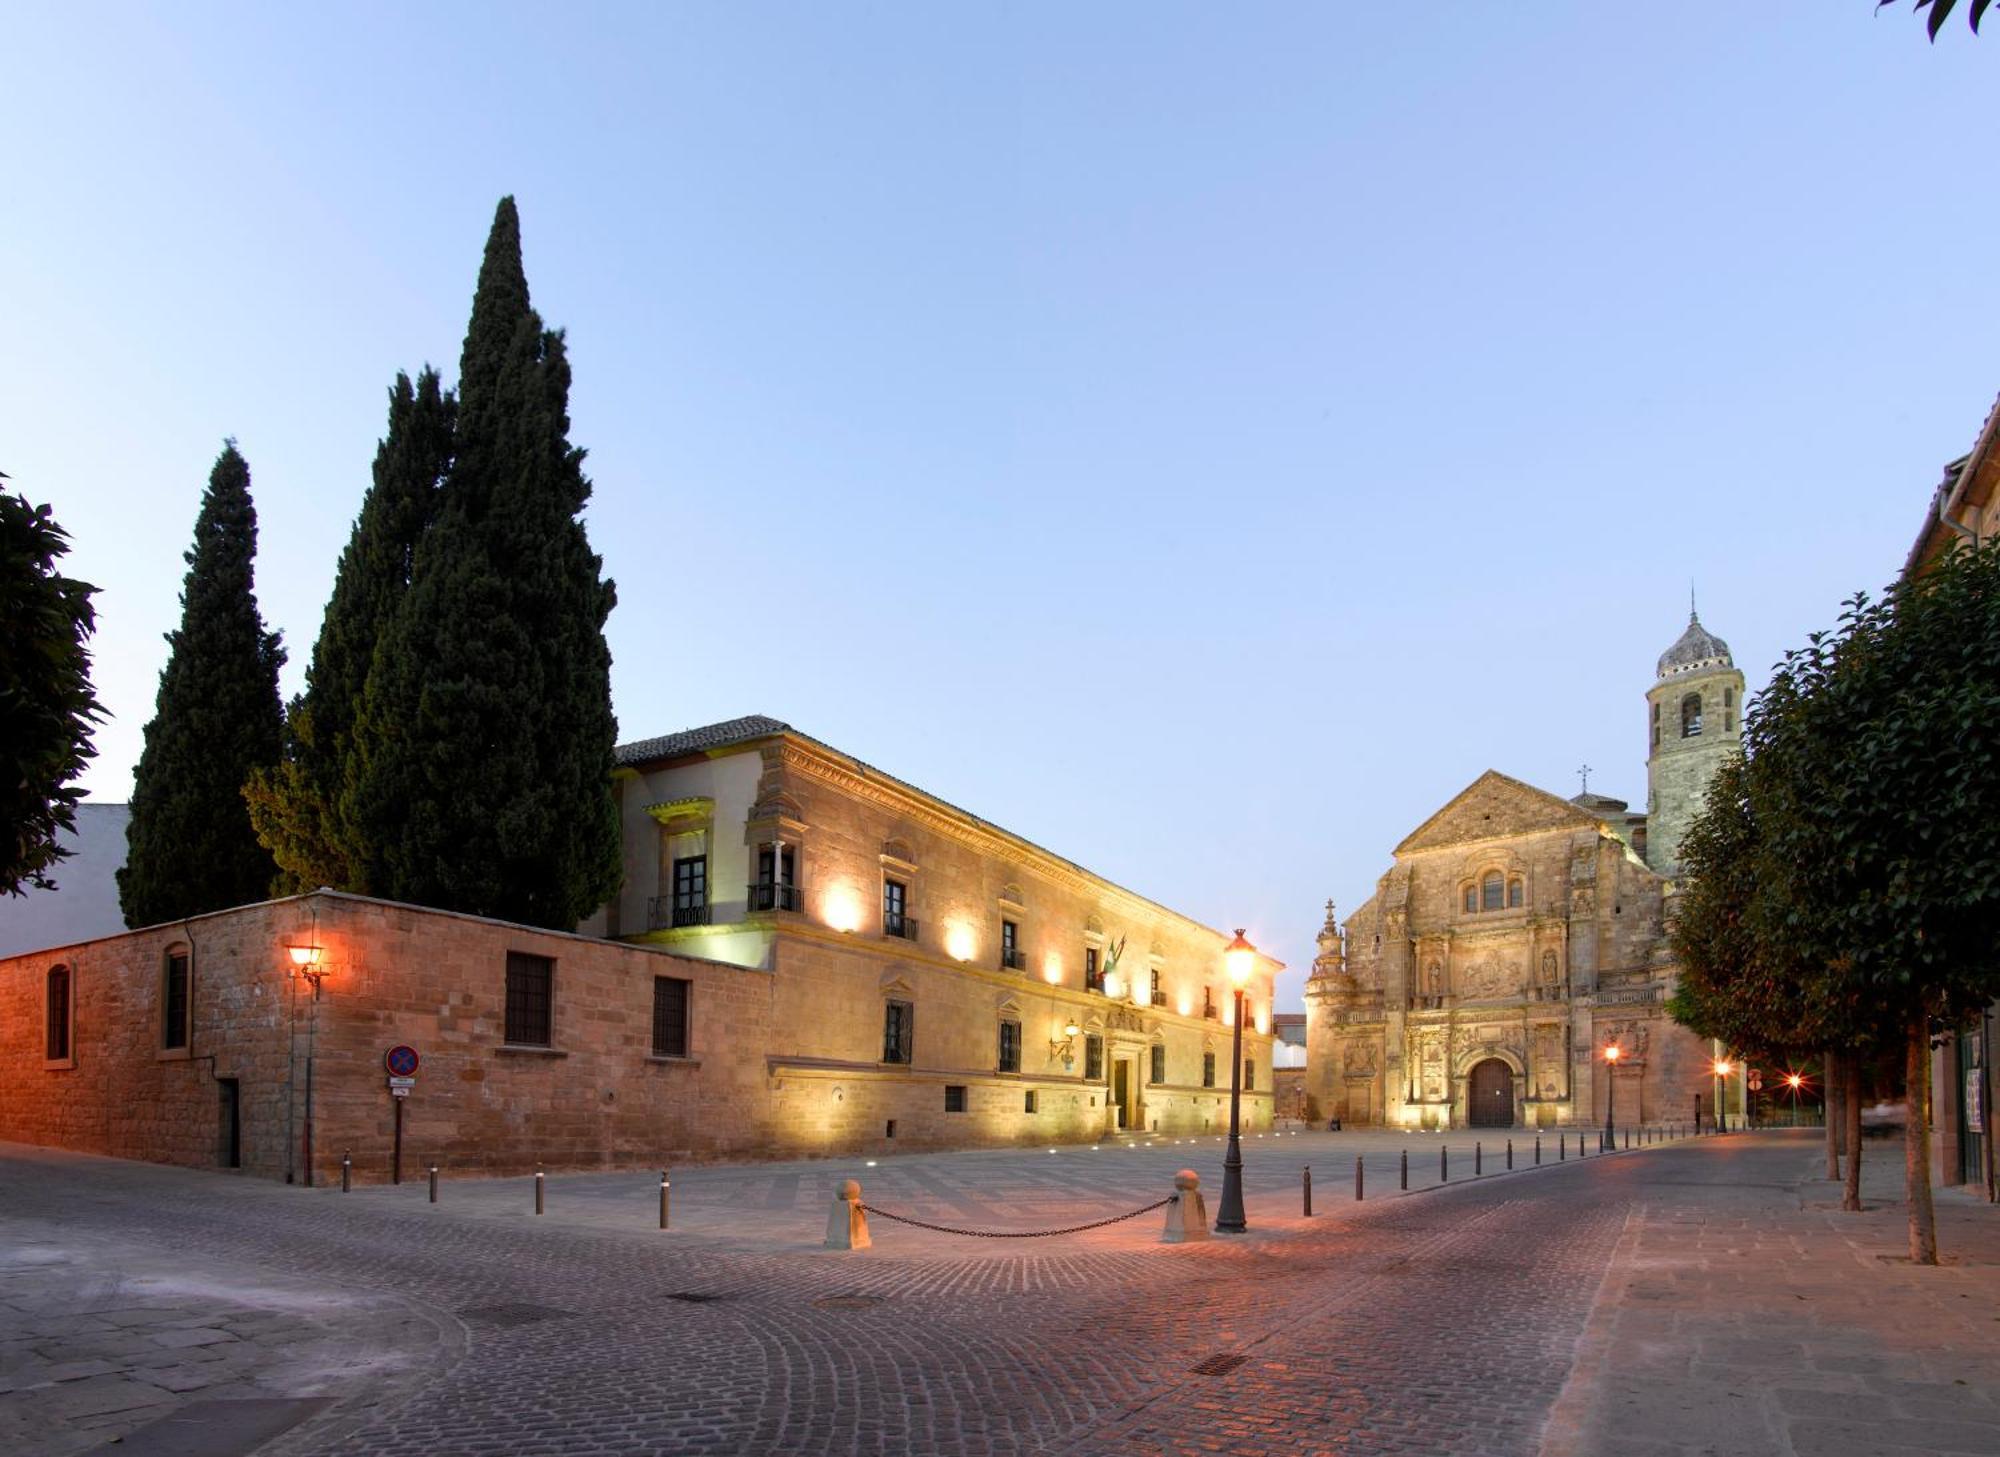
[1578, 763, 1592, 796]
[1690, 581, 1698, 622]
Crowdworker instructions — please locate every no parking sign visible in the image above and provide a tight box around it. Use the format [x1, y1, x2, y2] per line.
[385, 1044, 420, 1077]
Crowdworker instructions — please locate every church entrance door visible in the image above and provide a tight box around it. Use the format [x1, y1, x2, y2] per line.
[1468, 1059, 1514, 1128]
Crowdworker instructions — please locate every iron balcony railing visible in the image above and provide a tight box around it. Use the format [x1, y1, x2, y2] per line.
[746, 882, 802, 913]
[1000, 946, 1025, 971]
[1203, 1002, 1219, 1020]
[883, 913, 921, 941]
[646, 897, 712, 931]
[1151, 991, 1169, 1007]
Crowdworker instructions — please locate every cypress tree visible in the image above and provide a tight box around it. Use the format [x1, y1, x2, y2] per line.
[245, 370, 454, 890]
[349, 198, 621, 928]
[119, 443, 285, 925]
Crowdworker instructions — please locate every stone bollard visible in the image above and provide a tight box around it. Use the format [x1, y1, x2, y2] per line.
[428, 1166, 438, 1203]
[1161, 1169, 1210, 1243]
[825, 1178, 871, 1250]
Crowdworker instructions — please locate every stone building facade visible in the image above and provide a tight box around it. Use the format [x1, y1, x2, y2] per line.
[1304, 624, 1730, 1131]
[0, 718, 1275, 1183]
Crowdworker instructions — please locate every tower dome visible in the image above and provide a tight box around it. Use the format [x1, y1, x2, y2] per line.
[1656, 611, 1732, 680]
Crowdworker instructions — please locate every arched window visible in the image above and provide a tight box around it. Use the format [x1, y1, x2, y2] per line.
[1462, 885, 1477, 914]
[1507, 878, 1523, 908]
[46, 965, 71, 1062]
[1680, 692, 1703, 738]
[1481, 872, 1504, 911]
[1723, 686, 1736, 733]
[1650, 701, 1660, 748]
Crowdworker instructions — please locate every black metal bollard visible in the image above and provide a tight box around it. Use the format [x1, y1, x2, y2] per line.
[1560, 1133, 1567, 1161]
[1535, 1135, 1542, 1165]
[1401, 1149, 1408, 1190]
[1625, 1127, 1632, 1150]
[428, 1166, 438, 1203]
[535, 1167, 545, 1215]
[1303, 1165, 1313, 1217]
[1441, 1145, 1449, 1183]
[341, 1151, 351, 1193]
[1507, 1138, 1514, 1170]
[660, 1171, 671, 1231]
[1355, 1153, 1364, 1201]
[1476, 1142, 1482, 1176]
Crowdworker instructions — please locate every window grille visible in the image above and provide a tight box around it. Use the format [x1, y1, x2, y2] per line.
[998, 1019, 1021, 1072]
[162, 951, 189, 1050]
[652, 976, 690, 1058]
[1202, 1051, 1216, 1088]
[46, 965, 70, 1061]
[944, 1084, 967, 1113]
[883, 999, 914, 1064]
[1150, 1044, 1166, 1085]
[1085, 1034, 1104, 1080]
[505, 952, 554, 1046]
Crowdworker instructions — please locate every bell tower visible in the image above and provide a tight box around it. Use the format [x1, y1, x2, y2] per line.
[1645, 602, 1745, 877]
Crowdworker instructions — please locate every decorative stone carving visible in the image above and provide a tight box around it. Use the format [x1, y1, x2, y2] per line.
[1342, 1041, 1378, 1077]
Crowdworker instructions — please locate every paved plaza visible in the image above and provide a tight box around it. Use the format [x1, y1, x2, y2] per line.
[1, 1129, 1995, 1456]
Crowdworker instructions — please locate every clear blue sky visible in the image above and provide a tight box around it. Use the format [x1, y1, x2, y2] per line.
[3, 6, 1992, 1008]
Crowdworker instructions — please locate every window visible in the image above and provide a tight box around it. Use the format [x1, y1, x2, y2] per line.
[46, 965, 71, 1062]
[1149, 968, 1163, 1006]
[1681, 692, 1703, 738]
[944, 1084, 967, 1113]
[1000, 919, 1022, 970]
[504, 952, 554, 1046]
[1202, 1051, 1216, 1088]
[1085, 1034, 1104, 1080]
[883, 999, 914, 1064]
[162, 950, 190, 1051]
[1481, 872, 1504, 912]
[1651, 701, 1661, 748]
[1507, 878, 1524, 909]
[1149, 1044, 1166, 1085]
[883, 879, 910, 938]
[1084, 947, 1101, 992]
[1204, 987, 1218, 1019]
[754, 845, 798, 911]
[651, 976, 690, 1058]
[1244, 1059, 1256, 1091]
[998, 1019, 1021, 1073]
[1724, 686, 1736, 733]
[1024, 1090, 1038, 1114]
[671, 855, 708, 926]
[1463, 885, 1477, 914]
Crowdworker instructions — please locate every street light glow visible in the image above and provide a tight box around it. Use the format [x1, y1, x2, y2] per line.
[1223, 929, 1256, 989]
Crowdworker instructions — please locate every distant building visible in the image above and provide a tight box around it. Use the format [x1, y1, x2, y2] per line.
[0, 802, 129, 958]
[1305, 622, 1722, 1131]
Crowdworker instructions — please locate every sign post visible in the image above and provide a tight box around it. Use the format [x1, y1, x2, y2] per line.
[384, 1047, 420, 1183]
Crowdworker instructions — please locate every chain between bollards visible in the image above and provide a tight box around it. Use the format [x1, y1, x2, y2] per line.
[1302, 1164, 1312, 1217]
[428, 1166, 438, 1203]
[535, 1166, 545, 1215]
[341, 1151, 351, 1193]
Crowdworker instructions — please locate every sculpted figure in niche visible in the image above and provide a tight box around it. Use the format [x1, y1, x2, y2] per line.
[1535, 1026, 1563, 1099]
[1421, 1036, 1446, 1100]
[1540, 950, 1560, 991]
[1343, 1041, 1378, 1077]
[1426, 961, 1444, 998]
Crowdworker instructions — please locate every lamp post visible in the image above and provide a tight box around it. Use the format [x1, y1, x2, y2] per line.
[1712, 1057, 1732, 1134]
[1786, 1072, 1804, 1125]
[289, 942, 328, 1185]
[1215, 929, 1256, 1234]
[1602, 1043, 1621, 1152]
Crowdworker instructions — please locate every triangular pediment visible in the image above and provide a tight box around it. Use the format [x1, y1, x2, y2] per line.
[1394, 770, 1599, 856]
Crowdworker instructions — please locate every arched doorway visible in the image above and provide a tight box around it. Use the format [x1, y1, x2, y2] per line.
[1467, 1058, 1515, 1128]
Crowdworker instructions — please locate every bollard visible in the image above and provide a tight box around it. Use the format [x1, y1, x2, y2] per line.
[1302, 1165, 1313, 1217]
[1160, 1170, 1209, 1243]
[341, 1151, 351, 1193]
[1625, 1127, 1632, 1151]
[826, 1177, 873, 1250]
[1441, 1145, 1449, 1183]
[428, 1166, 438, 1203]
[1476, 1141, 1483, 1177]
[1401, 1149, 1408, 1190]
[659, 1172, 671, 1231]
[1535, 1135, 1542, 1166]
[1560, 1132, 1567, 1161]
[535, 1167, 545, 1215]
[1355, 1153, 1364, 1201]
[1507, 1138, 1514, 1171]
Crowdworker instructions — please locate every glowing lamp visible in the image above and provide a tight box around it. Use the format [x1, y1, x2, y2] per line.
[287, 944, 322, 968]
[944, 924, 976, 963]
[1786, 1074, 1804, 1089]
[1713, 1059, 1732, 1077]
[1177, 996, 1192, 1017]
[1043, 957, 1063, 985]
[1103, 973, 1122, 1000]
[1064, 1020, 1080, 1039]
[1604, 1044, 1621, 1064]
[821, 887, 864, 934]
[1223, 929, 1256, 989]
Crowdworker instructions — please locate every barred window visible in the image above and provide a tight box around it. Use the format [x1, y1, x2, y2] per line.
[883, 999, 914, 1064]
[1202, 1052, 1216, 1088]
[1085, 1034, 1104, 1081]
[46, 965, 71, 1061]
[1149, 1043, 1166, 1085]
[161, 950, 189, 1051]
[652, 976, 690, 1058]
[504, 952, 554, 1047]
[998, 1019, 1021, 1073]
[944, 1084, 967, 1113]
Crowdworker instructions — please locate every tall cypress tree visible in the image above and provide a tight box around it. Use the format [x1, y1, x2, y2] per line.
[120, 443, 285, 925]
[349, 198, 621, 928]
[245, 370, 454, 890]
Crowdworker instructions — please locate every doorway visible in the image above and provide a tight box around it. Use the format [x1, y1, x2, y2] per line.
[1467, 1059, 1514, 1128]
[1112, 1061, 1130, 1129]
[217, 1078, 241, 1169]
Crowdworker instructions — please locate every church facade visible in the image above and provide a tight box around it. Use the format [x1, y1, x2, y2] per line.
[1303, 613, 1741, 1131]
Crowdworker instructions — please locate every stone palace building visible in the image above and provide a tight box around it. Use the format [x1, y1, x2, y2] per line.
[1303, 615, 1739, 1131]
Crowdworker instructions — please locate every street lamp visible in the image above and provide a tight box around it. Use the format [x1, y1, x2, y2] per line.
[1602, 1044, 1621, 1151]
[1049, 1019, 1081, 1071]
[1215, 929, 1256, 1234]
[1712, 1058, 1732, 1134]
[287, 937, 329, 1186]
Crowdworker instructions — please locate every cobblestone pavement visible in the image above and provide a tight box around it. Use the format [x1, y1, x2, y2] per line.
[2, 1129, 1994, 1456]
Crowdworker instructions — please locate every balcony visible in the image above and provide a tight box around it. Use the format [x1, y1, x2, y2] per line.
[646, 897, 711, 931]
[1151, 991, 1169, 1008]
[746, 881, 803, 913]
[883, 913, 921, 942]
[1203, 1003, 1219, 1021]
[1000, 946, 1025, 971]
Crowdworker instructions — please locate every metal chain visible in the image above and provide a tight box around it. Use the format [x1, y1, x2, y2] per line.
[858, 1194, 1175, 1239]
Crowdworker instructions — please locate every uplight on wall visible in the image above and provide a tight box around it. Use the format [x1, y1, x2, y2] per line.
[945, 924, 976, 963]
[1043, 956, 1063, 986]
[1103, 973, 1122, 1000]
[821, 886, 864, 934]
[1177, 995, 1192, 1017]
[1254, 1009, 1269, 1036]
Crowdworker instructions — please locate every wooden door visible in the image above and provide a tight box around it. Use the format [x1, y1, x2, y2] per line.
[1468, 1059, 1514, 1128]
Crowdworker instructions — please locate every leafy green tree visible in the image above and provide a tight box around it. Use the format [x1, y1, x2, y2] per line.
[1879, 0, 1991, 40]
[348, 198, 621, 929]
[0, 480, 103, 896]
[245, 370, 454, 891]
[119, 443, 285, 925]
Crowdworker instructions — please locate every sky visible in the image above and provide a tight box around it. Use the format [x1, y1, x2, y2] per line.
[3, 6, 1993, 1011]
